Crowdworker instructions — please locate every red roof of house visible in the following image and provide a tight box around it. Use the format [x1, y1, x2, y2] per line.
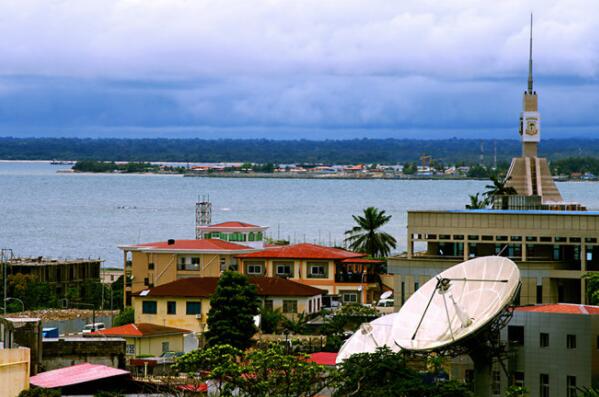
[129, 238, 252, 251]
[237, 243, 364, 260]
[207, 221, 261, 228]
[30, 363, 129, 389]
[89, 323, 190, 337]
[339, 258, 384, 264]
[134, 276, 325, 298]
[515, 304, 599, 315]
[308, 352, 338, 366]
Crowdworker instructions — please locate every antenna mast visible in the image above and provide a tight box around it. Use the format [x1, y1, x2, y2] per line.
[195, 195, 212, 239]
[527, 13, 534, 94]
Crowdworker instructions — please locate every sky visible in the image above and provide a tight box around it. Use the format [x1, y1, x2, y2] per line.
[1, 0, 599, 140]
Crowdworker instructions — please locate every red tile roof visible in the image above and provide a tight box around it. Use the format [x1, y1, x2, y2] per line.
[128, 239, 253, 251]
[89, 323, 190, 337]
[515, 304, 599, 315]
[208, 221, 261, 228]
[237, 243, 364, 260]
[30, 363, 129, 389]
[134, 276, 325, 298]
[308, 352, 338, 366]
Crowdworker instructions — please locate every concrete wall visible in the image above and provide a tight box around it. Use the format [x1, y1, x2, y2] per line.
[43, 315, 113, 335]
[0, 348, 30, 397]
[128, 334, 184, 357]
[42, 337, 126, 371]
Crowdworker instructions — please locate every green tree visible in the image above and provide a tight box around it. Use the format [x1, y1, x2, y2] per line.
[584, 273, 599, 305]
[112, 307, 134, 326]
[260, 307, 284, 334]
[18, 388, 61, 397]
[402, 162, 418, 175]
[344, 207, 397, 258]
[465, 193, 488, 209]
[578, 386, 599, 396]
[175, 344, 327, 397]
[8, 273, 57, 311]
[204, 272, 260, 350]
[505, 385, 529, 397]
[484, 174, 517, 199]
[467, 164, 490, 178]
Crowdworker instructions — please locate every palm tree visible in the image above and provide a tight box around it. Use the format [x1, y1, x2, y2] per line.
[344, 207, 397, 258]
[484, 174, 518, 199]
[465, 193, 488, 209]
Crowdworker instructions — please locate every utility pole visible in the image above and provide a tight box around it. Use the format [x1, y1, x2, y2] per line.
[1, 249, 14, 315]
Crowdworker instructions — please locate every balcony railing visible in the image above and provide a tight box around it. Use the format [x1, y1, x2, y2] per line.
[335, 274, 377, 283]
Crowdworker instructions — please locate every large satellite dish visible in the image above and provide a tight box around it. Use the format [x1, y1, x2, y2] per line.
[392, 256, 520, 352]
[336, 313, 399, 364]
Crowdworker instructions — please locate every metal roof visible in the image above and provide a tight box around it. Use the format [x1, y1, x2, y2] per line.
[30, 363, 129, 389]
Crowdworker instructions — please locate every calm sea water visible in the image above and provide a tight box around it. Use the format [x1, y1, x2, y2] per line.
[2, 161, 599, 267]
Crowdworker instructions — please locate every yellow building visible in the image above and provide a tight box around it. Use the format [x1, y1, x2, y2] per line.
[236, 243, 387, 304]
[89, 323, 189, 357]
[133, 276, 326, 333]
[120, 238, 258, 305]
[0, 348, 30, 397]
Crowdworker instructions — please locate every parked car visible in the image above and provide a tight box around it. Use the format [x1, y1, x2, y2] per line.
[81, 322, 105, 334]
[375, 299, 395, 314]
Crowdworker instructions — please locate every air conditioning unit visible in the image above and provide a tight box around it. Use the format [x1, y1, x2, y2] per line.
[195, 314, 203, 320]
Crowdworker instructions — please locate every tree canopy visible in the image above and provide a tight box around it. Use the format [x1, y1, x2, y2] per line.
[204, 272, 260, 350]
[344, 207, 397, 258]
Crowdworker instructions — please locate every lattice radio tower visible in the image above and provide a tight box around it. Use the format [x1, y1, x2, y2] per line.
[195, 195, 212, 239]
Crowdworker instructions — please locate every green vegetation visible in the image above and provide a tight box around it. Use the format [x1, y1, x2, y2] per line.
[332, 347, 472, 397]
[175, 344, 328, 397]
[552, 156, 599, 176]
[73, 160, 164, 173]
[112, 307, 134, 326]
[345, 207, 397, 258]
[584, 273, 599, 305]
[504, 385, 529, 396]
[5, 273, 122, 312]
[465, 193, 488, 209]
[5, 137, 599, 164]
[320, 304, 380, 352]
[18, 388, 61, 397]
[205, 272, 260, 350]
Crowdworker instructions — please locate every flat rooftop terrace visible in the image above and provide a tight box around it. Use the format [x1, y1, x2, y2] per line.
[411, 209, 599, 216]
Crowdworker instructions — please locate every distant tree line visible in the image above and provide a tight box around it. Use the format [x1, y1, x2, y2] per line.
[72, 160, 163, 173]
[551, 157, 599, 176]
[4, 137, 599, 164]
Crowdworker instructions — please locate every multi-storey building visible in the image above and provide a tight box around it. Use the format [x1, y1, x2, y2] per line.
[236, 243, 386, 304]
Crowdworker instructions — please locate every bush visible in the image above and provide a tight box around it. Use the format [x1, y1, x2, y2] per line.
[112, 307, 134, 326]
[18, 388, 61, 397]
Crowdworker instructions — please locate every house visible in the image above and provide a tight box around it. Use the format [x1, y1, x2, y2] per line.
[88, 323, 190, 357]
[133, 276, 326, 333]
[196, 221, 269, 249]
[120, 237, 258, 305]
[236, 243, 386, 304]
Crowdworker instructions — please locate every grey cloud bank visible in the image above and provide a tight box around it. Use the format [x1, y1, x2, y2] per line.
[1, 0, 599, 139]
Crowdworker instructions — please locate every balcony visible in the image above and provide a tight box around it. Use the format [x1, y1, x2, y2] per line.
[335, 273, 377, 283]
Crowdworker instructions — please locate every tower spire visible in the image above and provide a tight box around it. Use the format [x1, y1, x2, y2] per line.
[527, 13, 533, 94]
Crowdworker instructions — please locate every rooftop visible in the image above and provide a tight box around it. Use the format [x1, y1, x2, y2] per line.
[88, 323, 191, 337]
[8, 257, 102, 266]
[237, 243, 364, 260]
[134, 276, 326, 298]
[203, 221, 263, 228]
[123, 238, 254, 252]
[421, 209, 599, 216]
[308, 352, 338, 366]
[30, 363, 129, 389]
[515, 303, 599, 315]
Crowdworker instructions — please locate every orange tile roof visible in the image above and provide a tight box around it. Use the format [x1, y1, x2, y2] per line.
[208, 221, 261, 228]
[134, 276, 326, 298]
[89, 323, 190, 337]
[237, 243, 364, 260]
[129, 238, 253, 251]
[515, 304, 599, 315]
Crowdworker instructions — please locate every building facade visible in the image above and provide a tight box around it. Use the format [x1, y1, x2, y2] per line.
[132, 276, 325, 334]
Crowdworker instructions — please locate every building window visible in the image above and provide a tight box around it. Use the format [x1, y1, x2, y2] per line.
[283, 300, 297, 313]
[148, 262, 155, 270]
[536, 285, 543, 304]
[263, 300, 273, 311]
[186, 301, 202, 315]
[274, 262, 293, 277]
[162, 342, 170, 353]
[341, 291, 359, 304]
[220, 256, 227, 272]
[142, 300, 157, 314]
[567, 376, 576, 397]
[167, 301, 177, 315]
[491, 370, 501, 395]
[567, 334, 576, 349]
[126, 344, 136, 355]
[513, 372, 524, 388]
[246, 263, 264, 275]
[540, 332, 549, 348]
[540, 374, 549, 397]
[414, 282, 420, 291]
[307, 263, 327, 278]
[144, 277, 150, 286]
[508, 326, 524, 345]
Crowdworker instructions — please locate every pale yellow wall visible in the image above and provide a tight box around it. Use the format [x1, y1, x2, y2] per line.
[125, 334, 184, 357]
[0, 348, 29, 397]
[134, 296, 210, 334]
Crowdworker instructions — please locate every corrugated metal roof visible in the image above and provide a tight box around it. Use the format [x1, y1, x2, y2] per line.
[308, 352, 338, 366]
[30, 363, 129, 389]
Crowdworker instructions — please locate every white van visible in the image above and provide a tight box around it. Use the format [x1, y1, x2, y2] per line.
[81, 323, 106, 334]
